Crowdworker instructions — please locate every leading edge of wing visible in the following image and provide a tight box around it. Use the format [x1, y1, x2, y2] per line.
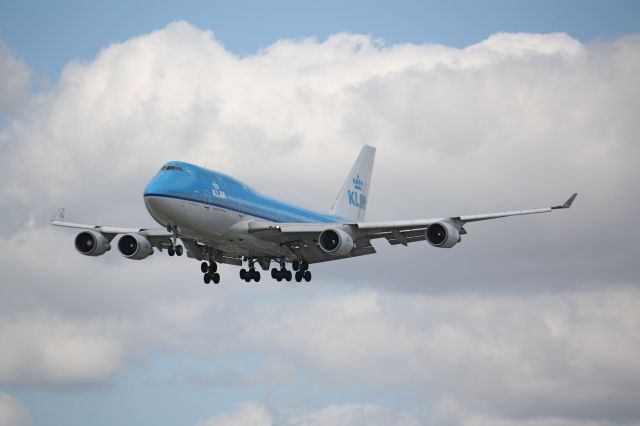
[358, 194, 576, 230]
[50, 208, 170, 237]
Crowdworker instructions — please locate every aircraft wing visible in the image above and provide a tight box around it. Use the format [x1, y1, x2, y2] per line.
[50, 208, 172, 245]
[248, 193, 577, 263]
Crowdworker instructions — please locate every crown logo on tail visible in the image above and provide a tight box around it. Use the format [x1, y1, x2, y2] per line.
[352, 175, 363, 191]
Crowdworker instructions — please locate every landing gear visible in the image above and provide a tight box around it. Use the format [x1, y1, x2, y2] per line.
[167, 225, 183, 256]
[203, 272, 220, 284]
[271, 259, 295, 282]
[241, 259, 261, 282]
[202, 261, 219, 284]
[293, 260, 311, 282]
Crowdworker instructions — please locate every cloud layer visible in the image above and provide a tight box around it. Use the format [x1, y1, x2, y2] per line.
[0, 22, 639, 425]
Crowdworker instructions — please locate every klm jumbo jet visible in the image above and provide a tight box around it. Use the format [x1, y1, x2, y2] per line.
[52, 145, 577, 284]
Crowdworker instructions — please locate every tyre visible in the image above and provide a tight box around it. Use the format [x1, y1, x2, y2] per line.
[303, 271, 311, 282]
[203, 273, 211, 284]
[271, 268, 277, 279]
[201, 262, 208, 273]
[286, 270, 292, 281]
[175, 245, 183, 256]
[295, 271, 302, 282]
[168, 247, 175, 256]
[292, 261, 300, 271]
[212, 273, 220, 284]
[254, 271, 261, 282]
[240, 269, 246, 280]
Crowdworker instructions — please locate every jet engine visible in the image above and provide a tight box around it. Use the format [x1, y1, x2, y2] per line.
[74, 230, 110, 256]
[117, 233, 154, 260]
[425, 221, 461, 248]
[318, 228, 354, 256]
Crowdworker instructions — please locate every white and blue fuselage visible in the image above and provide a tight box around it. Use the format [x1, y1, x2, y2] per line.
[143, 161, 346, 258]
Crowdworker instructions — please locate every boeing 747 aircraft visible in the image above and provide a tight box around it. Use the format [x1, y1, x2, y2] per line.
[52, 145, 577, 284]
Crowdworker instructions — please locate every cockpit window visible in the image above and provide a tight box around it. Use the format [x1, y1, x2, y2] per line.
[161, 165, 183, 171]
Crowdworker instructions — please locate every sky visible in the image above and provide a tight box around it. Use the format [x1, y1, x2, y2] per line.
[1, 1, 640, 426]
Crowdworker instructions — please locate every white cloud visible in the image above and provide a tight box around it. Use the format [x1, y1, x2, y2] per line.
[197, 402, 272, 426]
[197, 402, 420, 426]
[0, 313, 123, 386]
[0, 392, 30, 426]
[0, 22, 637, 291]
[0, 43, 30, 117]
[0, 21, 639, 425]
[240, 288, 640, 421]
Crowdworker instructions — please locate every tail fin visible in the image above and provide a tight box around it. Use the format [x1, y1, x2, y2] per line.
[330, 145, 376, 222]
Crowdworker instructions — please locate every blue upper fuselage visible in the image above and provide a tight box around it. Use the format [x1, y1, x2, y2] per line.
[143, 161, 345, 224]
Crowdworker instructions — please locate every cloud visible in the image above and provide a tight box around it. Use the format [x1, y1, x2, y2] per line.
[0, 392, 30, 426]
[0, 23, 638, 291]
[197, 402, 420, 426]
[0, 43, 30, 117]
[0, 313, 123, 386]
[198, 399, 635, 426]
[240, 288, 640, 422]
[0, 21, 639, 425]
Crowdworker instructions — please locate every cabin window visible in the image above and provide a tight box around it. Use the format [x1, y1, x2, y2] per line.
[161, 165, 183, 172]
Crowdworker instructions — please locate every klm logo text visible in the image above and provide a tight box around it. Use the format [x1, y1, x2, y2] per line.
[348, 175, 367, 209]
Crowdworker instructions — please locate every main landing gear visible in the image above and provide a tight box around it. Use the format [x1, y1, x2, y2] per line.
[271, 259, 312, 283]
[292, 259, 312, 282]
[201, 261, 220, 284]
[240, 259, 261, 283]
[196, 257, 312, 285]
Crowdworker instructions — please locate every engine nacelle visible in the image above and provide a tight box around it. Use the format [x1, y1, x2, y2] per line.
[75, 230, 110, 256]
[426, 221, 461, 248]
[318, 228, 355, 256]
[117, 233, 154, 260]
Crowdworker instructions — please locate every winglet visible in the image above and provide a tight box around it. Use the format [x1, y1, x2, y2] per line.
[551, 193, 578, 210]
[52, 208, 65, 222]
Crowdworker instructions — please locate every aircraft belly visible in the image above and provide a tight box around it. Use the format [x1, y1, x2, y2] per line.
[145, 195, 289, 258]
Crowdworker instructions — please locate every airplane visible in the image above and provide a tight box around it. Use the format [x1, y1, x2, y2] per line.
[51, 145, 577, 285]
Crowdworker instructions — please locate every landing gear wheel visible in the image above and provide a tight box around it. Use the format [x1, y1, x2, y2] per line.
[240, 269, 247, 280]
[168, 247, 175, 256]
[175, 245, 183, 256]
[303, 270, 311, 282]
[292, 261, 300, 271]
[295, 271, 302, 282]
[201, 262, 208, 273]
[301, 260, 309, 271]
[212, 273, 220, 284]
[254, 271, 261, 282]
[285, 270, 292, 281]
[271, 268, 278, 279]
[203, 273, 211, 284]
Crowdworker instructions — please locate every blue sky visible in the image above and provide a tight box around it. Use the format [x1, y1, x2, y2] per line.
[1, 2, 640, 426]
[1, 0, 639, 78]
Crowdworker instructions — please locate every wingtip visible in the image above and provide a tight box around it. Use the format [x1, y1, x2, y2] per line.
[564, 193, 578, 208]
[551, 193, 578, 210]
[52, 208, 65, 222]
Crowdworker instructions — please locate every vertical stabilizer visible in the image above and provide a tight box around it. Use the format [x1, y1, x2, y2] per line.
[330, 145, 376, 222]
